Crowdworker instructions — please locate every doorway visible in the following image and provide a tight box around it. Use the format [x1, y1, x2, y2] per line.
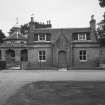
[58, 51, 67, 68]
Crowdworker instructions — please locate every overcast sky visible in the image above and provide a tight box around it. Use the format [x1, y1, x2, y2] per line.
[0, 0, 104, 35]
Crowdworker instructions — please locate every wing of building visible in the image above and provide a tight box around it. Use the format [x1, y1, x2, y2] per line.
[0, 15, 104, 70]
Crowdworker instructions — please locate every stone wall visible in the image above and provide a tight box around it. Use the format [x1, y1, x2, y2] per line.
[28, 46, 53, 69]
[72, 44, 99, 68]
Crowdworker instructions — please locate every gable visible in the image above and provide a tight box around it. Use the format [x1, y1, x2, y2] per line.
[56, 34, 68, 49]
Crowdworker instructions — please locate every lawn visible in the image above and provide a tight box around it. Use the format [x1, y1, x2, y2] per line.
[5, 81, 105, 105]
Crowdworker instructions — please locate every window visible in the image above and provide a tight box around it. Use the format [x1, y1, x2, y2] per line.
[79, 50, 87, 61]
[78, 34, 86, 40]
[38, 50, 46, 62]
[46, 33, 51, 41]
[39, 34, 46, 41]
[34, 33, 51, 41]
[72, 32, 91, 41]
[72, 33, 78, 40]
[34, 34, 38, 41]
[86, 32, 91, 40]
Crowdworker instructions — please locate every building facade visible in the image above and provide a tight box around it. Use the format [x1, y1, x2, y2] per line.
[0, 15, 103, 70]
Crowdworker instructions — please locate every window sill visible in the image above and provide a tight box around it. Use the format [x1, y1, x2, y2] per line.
[34, 41, 50, 42]
[80, 60, 87, 62]
[72, 40, 91, 41]
[38, 60, 46, 63]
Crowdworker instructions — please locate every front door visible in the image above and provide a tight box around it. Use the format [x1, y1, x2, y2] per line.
[58, 51, 67, 68]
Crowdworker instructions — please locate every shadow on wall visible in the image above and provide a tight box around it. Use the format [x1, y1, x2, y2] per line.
[0, 61, 6, 70]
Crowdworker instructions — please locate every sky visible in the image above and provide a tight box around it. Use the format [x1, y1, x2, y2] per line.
[0, 0, 104, 35]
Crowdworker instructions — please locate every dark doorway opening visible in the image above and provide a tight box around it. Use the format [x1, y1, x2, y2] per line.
[21, 49, 28, 62]
[6, 49, 15, 62]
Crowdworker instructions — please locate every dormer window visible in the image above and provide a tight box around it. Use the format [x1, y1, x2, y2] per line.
[34, 33, 51, 42]
[72, 32, 90, 41]
[38, 34, 46, 41]
[78, 34, 86, 40]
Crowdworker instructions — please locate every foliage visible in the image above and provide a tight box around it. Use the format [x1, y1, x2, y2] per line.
[0, 61, 6, 69]
[99, 0, 105, 7]
[97, 13, 105, 40]
[9, 27, 16, 35]
[100, 12, 105, 32]
[0, 30, 6, 43]
[9, 24, 30, 35]
[20, 24, 30, 34]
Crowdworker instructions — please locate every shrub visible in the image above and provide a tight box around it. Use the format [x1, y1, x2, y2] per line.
[0, 61, 6, 70]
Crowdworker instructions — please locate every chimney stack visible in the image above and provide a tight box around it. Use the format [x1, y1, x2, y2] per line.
[31, 14, 34, 22]
[90, 15, 96, 31]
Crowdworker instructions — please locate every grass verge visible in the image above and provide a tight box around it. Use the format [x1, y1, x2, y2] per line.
[4, 81, 105, 105]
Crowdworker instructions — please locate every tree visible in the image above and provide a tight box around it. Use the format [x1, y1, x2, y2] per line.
[20, 24, 30, 34]
[0, 30, 6, 43]
[97, 13, 105, 34]
[98, 0, 105, 8]
[9, 23, 30, 35]
[97, 13, 105, 46]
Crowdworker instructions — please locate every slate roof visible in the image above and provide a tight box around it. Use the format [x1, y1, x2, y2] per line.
[32, 27, 91, 43]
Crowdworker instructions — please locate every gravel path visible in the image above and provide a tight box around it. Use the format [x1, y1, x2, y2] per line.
[0, 70, 105, 105]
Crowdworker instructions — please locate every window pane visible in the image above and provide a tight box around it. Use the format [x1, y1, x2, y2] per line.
[83, 56, 86, 60]
[86, 33, 90, 40]
[79, 50, 87, 61]
[39, 51, 42, 55]
[39, 50, 46, 61]
[80, 51, 82, 55]
[43, 51, 45, 55]
[39, 56, 42, 60]
[40, 34, 45, 40]
[43, 56, 46, 60]
[34, 34, 38, 41]
[80, 56, 82, 60]
[83, 51, 86, 55]
[72, 33, 78, 40]
[78, 33, 86, 40]
[46, 33, 51, 41]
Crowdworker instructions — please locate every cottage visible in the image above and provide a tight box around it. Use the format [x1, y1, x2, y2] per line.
[0, 15, 103, 70]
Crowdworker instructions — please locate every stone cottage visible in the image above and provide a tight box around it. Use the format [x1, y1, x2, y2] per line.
[0, 15, 103, 69]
